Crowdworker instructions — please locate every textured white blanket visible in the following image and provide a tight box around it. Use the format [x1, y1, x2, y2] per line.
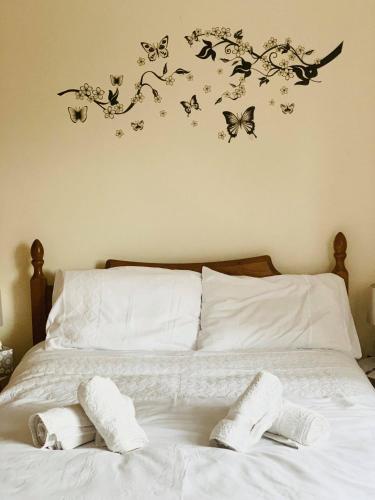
[0, 344, 374, 500]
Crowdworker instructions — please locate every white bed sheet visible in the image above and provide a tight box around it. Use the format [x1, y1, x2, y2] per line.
[0, 344, 374, 499]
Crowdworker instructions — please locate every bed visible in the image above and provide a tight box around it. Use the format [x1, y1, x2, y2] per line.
[0, 233, 374, 499]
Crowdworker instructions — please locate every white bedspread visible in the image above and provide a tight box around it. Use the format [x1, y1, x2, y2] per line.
[0, 343, 374, 499]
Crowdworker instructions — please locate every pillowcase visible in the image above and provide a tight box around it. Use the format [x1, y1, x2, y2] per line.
[197, 267, 361, 358]
[46, 266, 202, 351]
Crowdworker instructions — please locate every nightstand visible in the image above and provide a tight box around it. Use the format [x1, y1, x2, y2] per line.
[358, 357, 375, 388]
[0, 375, 10, 392]
[0, 346, 13, 392]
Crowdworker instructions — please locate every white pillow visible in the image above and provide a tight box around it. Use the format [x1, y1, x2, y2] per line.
[46, 266, 202, 351]
[198, 267, 361, 357]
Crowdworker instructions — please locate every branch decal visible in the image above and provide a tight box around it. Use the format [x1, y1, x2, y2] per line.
[58, 64, 190, 123]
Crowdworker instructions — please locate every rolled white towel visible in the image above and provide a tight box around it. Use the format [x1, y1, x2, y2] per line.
[78, 376, 148, 454]
[265, 400, 330, 446]
[29, 404, 95, 449]
[209, 371, 283, 452]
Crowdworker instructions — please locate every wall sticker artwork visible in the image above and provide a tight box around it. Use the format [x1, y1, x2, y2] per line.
[57, 28, 343, 144]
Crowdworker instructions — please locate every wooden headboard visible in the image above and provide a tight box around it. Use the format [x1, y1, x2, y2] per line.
[30, 232, 349, 346]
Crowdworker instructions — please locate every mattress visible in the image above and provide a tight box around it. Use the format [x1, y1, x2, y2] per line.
[0, 343, 374, 499]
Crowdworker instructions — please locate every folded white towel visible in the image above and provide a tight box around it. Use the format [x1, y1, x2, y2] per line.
[265, 400, 330, 446]
[29, 404, 95, 449]
[78, 376, 148, 454]
[209, 371, 283, 452]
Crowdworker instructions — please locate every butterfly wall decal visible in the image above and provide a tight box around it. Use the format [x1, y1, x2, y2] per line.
[222, 106, 256, 142]
[180, 95, 201, 117]
[110, 75, 124, 86]
[280, 103, 295, 114]
[184, 30, 200, 46]
[108, 88, 119, 106]
[68, 106, 88, 123]
[141, 35, 169, 62]
[131, 120, 144, 131]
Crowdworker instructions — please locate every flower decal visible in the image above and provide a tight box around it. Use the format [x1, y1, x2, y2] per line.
[115, 129, 124, 138]
[93, 87, 105, 100]
[104, 106, 115, 119]
[218, 130, 226, 140]
[203, 84, 212, 93]
[165, 75, 175, 86]
[137, 57, 146, 66]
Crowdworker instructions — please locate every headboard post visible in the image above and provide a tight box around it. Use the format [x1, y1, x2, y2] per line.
[30, 239, 48, 345]
[332, 232, 349, 291]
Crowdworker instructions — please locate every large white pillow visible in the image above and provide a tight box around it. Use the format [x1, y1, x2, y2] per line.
[198, 267, 361, 357]
[46, 266, 202, 351]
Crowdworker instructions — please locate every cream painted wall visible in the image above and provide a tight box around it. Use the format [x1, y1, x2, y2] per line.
[1, 0, 375, 362]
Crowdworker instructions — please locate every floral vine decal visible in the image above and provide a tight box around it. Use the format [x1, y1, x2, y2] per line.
[58, 28, 343, 145]
[184, 27, 343, 107]
[58, 63, 190, 124]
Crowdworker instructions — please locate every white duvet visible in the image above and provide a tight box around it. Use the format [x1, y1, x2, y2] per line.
[0, 343, 374, 499]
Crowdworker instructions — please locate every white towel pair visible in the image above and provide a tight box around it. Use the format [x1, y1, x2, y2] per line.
[209, 371, 330, 452]
[29, 377, 148, 454]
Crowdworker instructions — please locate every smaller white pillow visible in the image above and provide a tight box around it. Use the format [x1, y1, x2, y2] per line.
[46, 266, 202, 351]
[198, 267, 361, 357]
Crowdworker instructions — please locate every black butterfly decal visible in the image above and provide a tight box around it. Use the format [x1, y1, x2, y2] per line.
[68, 106, 88, 123]
[184, 30, 200, 46]
[131, 120, 144, 131]
[108, 88, 119, 106]
[180, 95, 201, 117]
[110, 75, 123, 86]
[141, 35, 169, 62]
[280, 103, 295, 114]
[222, 106, 256, 142]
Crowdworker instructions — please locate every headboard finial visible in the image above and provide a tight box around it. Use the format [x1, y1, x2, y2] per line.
[31, 239, 44, 278]
[333, 232, 348, 291]
[30, 239, 48, 345]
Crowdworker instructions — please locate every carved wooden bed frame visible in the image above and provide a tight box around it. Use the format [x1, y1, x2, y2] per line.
[30, 232, 349, 346]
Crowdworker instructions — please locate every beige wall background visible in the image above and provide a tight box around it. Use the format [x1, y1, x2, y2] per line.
[1, 0, 375, 362]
